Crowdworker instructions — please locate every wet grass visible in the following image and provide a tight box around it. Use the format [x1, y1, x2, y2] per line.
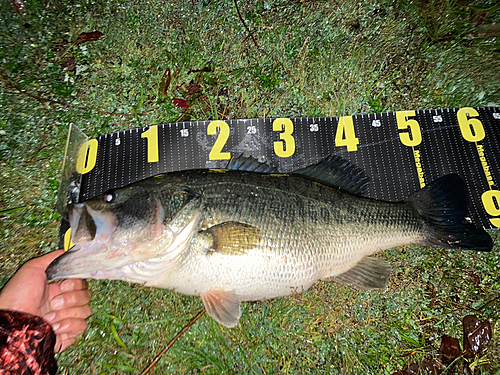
[1, 0, 499, 373]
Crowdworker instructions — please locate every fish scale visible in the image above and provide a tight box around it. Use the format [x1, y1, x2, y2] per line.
[46, 155, 492, 327]
[156, 171, 423, 297]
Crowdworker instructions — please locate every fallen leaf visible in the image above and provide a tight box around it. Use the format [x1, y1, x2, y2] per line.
[172, 98, 190, 108]
[474, 11, 488, 28]
[75, 31, 104, 45]
[407, 363, 419, 374]
[10, 0, 24, 13]
[463, 315, 491, 359]
[439, 335, 461, 366]
[419, 361, 438, 374]
[188, 67, 212, 74]
[61, 57, 76, 72]
[187, 84, 201, 94]
[158, 69, 171, 99]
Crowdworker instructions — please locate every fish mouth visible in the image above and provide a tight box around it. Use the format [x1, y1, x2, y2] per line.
[47, 203, 119, 280]
[69, 203, 97, 243]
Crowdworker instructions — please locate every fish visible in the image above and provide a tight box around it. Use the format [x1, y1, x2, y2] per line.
[46, 155, 493, 327]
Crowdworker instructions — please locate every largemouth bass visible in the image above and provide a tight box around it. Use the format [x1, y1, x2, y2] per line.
[47, 155, 492, 327]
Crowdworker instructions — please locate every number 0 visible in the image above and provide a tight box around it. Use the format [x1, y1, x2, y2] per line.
[76, 139, 98, 174]
[64, 228, 75, 251]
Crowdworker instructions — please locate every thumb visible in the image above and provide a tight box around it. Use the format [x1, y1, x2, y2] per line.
[28, 250, 65, 271]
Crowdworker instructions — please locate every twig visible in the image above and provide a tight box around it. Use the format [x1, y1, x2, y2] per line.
[201, 96, 232, 119]
[175, 113, 186, 122]
[478, 295, 500, 312]
[233, 0, 293, 80]
[29, 124, 49, 161]
[1, 72, 159, 117]
[139, 308, 206, 375]
[296, 36, 310, 60]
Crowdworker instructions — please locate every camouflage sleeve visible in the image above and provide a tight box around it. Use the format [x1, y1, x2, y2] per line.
[0, 310, 57, 375]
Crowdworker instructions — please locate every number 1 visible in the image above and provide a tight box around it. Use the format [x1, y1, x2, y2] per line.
[141, 126, 159, 163]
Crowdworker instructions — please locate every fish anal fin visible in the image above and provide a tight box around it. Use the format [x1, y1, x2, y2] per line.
[324, 256, 391, 290]
[204, 222, 260, 255]
[200, 289, 241, 328]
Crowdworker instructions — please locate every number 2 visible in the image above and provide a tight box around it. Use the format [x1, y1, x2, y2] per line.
[208, 120, 231, 160]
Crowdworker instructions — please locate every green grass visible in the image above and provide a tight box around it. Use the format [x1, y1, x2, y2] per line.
[1, 0, 499, 373]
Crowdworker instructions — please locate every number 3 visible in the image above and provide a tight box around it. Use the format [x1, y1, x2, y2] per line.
[273, 118, 295, 158]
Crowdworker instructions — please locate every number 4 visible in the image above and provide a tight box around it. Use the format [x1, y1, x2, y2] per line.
[335, 116, 359, 152]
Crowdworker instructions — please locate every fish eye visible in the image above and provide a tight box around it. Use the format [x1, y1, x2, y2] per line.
[104, 191, 118, 203]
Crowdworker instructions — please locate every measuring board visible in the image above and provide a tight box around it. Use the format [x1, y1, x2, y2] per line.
[57, 107, 500, 248]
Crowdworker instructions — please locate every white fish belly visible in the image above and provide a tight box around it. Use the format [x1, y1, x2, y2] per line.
[149, 226, 421, 300]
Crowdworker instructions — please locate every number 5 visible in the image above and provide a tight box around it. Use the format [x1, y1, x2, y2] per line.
[396, 111, 422, 147]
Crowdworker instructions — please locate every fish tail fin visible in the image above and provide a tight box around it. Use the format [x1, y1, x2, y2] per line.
[405, 174, 492, 251]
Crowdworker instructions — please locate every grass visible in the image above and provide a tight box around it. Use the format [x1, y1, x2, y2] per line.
[1, 0, 499, 373]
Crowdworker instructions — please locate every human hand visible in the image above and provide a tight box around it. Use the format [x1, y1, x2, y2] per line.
[0, 250, 92, 352]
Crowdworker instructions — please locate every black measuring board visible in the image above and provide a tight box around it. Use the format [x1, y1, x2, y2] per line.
[61, 107, 500, 246]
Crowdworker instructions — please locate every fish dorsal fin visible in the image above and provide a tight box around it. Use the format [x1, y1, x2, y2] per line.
[323, 256, 391, 290]
[292, 155, 369, 195]
[226, 155, 279, 173]
[204, 221, 261, 255]
[200, 289, 241, 327]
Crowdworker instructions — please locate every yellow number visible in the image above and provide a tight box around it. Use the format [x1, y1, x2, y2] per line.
[141, 126, 160, 163]
[335, 116, 359, 152]
[208, 120, 231, 160]
[481, 190, 500, 228]
[396, 111, 422, 147]
[457, 107, 485, 142]
[273, 118, 295, 158]
[64, 228, 75, 251]
[76, 139, 98, 174]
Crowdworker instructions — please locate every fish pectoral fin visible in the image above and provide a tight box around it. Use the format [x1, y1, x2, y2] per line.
[203, 222, 260, 255]
[324, 256, 392, 290]
[200, 289, 241, 328]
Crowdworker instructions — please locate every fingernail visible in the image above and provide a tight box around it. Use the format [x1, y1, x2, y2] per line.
[51, 323, 60, 332]
[50, 296, 64, 310]
[60, 280, 74, 292]
[44, 312, 56, 322]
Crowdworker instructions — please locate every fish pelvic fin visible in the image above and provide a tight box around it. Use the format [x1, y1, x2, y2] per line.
[406, 174, 492, 251]
[200, 289, 241, 328]
[324, 256, 391, 290]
